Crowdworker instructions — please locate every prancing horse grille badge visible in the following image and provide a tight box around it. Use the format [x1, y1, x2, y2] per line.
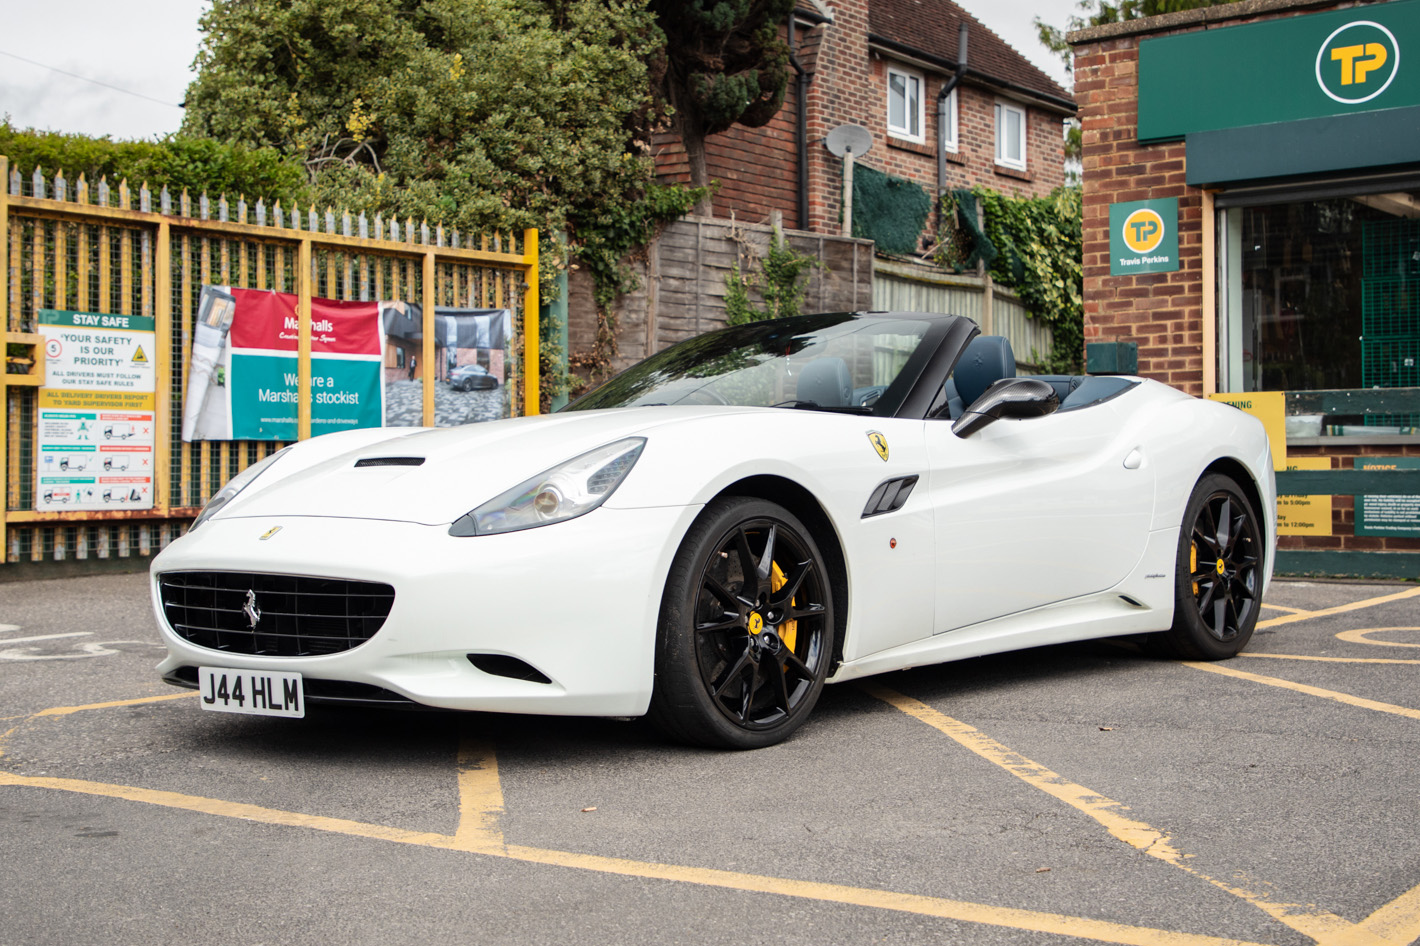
[243, 590, 262, 629]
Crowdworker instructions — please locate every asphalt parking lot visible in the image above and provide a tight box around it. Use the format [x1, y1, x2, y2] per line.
[2, 572, 1417, 946]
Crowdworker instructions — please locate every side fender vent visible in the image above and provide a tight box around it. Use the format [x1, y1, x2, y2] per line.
[862, 475, 919, 518]
[355, 457, 425, 468]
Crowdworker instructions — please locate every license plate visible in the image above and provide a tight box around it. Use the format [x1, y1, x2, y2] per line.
[198, 667, 304, 718]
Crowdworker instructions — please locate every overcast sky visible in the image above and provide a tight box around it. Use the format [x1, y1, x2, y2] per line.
[0, 0, 1079, 142]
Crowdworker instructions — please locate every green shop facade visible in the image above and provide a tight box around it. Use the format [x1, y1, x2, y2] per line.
[1072, 0, 1420, 577]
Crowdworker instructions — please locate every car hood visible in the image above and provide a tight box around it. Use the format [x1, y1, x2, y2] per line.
[216, 407, 757, 526]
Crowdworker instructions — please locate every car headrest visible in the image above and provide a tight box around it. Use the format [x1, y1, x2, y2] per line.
[953, 336, 1016, 407]
[797, 356, 852, 407]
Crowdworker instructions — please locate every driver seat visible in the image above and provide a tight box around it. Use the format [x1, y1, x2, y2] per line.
[943, 336, 1016, 418]
[797, 356, 852, 407]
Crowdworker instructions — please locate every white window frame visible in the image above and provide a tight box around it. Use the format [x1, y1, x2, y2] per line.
[886, 64, 925, 144]
[941, 86, 959, 153]
[995, 99, 1027, 171]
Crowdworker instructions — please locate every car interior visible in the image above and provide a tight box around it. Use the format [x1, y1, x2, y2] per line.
[935, 335, 1139, 420]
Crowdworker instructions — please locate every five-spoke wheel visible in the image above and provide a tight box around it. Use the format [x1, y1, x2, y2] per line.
[650, 497, 834, 749]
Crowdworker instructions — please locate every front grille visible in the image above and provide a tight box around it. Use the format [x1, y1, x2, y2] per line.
[159, 571, 395, 657]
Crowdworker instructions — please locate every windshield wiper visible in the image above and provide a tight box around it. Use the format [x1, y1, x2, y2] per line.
[770, 400, 872, 415]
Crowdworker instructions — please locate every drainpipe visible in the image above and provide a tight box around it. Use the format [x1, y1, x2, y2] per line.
[937, 22, 969, 215]
[789, 13, 810, 232]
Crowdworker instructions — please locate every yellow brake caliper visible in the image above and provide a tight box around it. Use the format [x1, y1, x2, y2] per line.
[1191, 542, 1199, 596]
[770, 561, 798, 655]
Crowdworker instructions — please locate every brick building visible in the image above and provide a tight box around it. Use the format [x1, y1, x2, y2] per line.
[654, 0, 1076, 246]
[1070, 0, 1420, 573]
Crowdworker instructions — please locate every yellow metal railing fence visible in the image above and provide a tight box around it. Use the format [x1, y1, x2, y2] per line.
[1, 156, 539, 566]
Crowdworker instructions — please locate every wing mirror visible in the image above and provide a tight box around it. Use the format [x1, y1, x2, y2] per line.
[952, 378, 1060, 438]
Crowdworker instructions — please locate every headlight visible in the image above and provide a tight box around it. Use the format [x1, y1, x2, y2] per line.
[449, 438, 646, 536]
[190, 446, 293, 531]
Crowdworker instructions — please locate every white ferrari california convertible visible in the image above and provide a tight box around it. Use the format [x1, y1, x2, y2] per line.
[151, 311, 1275, 748]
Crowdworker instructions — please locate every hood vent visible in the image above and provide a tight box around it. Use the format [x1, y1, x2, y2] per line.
[354, 457, 425, 468]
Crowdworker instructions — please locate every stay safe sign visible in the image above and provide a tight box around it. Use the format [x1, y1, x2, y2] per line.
[1109, 198, 1179, 276]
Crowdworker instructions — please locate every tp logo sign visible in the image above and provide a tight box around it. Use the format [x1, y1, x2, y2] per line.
[1122, 208, 1166, 255]
[1109, 198, 1179, 276]
[1317, 21, 1399, 104]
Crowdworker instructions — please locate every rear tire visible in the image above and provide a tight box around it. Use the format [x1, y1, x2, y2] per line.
[1150, 473, 1263, 660]
[648, 497, 834, 749]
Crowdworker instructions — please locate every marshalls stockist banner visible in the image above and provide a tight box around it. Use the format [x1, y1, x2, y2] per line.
[183, 286, 386, 441]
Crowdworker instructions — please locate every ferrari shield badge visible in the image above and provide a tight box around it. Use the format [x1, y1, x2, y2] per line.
[259, 526, 282, 541]
[867, 431, 889, 462]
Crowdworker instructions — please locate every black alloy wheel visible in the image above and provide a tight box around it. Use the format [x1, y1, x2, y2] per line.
[649, 497, 834, 749]
[1152, 473, 1263, 660]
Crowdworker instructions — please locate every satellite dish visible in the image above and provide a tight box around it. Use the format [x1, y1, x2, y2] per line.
[825, 124, 873, 157]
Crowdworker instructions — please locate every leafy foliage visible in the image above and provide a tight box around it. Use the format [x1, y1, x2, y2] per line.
[184, 0, 666, 241]
[651, 0, 795, 194]
[965, 187, 1084, 373]
[0, 122, 303, 199]
[181, 0, 711, 394]
[725, 229, 822, 325]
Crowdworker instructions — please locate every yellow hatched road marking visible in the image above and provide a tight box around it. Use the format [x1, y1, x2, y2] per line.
[861, 682, 1403, 946]
[1262, 604, 1310, 614]
[1335, 628, 1420, 650]
[1184, 662, 1420, 722]
[34, 692, 198, 718]
[1241, 654, 1420, 666]
[1257, 588, 1420, 631]
[0, 767, 1270, 946]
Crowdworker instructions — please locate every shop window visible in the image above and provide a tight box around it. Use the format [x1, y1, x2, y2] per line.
[995, 101, 1026, 170]
[887, 65, 924, 143]
[1218, 187, 1420, 434]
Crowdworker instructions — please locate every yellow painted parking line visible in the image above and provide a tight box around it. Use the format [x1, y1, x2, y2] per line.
[1184, 662, 1420, 722]
[454, 739, 506, 853]
[1262, 604, 1310, 614]
[0, 768, 1272, 946]
[862, 682, 1393, 946]
[34, 692, 198, 717]
[1257, 588, 1420, 630]
[1336, 628, 1420, 650]
[1363, 883, 1420, 946]
[1241, 654, 1420, 666]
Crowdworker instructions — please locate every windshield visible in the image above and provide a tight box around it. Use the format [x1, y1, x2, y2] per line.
[565, 313, 932, 414]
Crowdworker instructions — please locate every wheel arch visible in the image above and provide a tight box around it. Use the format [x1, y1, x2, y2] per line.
[1201, 456, 1268, 569]
[710, 474, 850, 673]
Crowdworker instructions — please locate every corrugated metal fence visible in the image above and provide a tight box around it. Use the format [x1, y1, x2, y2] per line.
[1, 156, 538, 568]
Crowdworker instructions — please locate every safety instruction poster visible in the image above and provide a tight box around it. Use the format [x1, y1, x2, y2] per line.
[182, 286, 385, 441]
[36, 309, 156, 511]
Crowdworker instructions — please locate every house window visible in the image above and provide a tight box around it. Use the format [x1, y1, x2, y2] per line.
[995, 101, 1026, 170]
[942, 87, 959, 153]
[887, 65, 924, 143]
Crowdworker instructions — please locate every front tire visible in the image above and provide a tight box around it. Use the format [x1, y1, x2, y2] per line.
[649, 497, 835, 749]
[1152, 473, 1263, 660]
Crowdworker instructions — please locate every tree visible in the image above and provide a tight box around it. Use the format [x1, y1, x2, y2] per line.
[182, 0, 667, 239]
[650, 0, 795, 210]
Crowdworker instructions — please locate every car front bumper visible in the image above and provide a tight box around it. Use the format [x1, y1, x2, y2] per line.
[151, 504, 699, 717]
